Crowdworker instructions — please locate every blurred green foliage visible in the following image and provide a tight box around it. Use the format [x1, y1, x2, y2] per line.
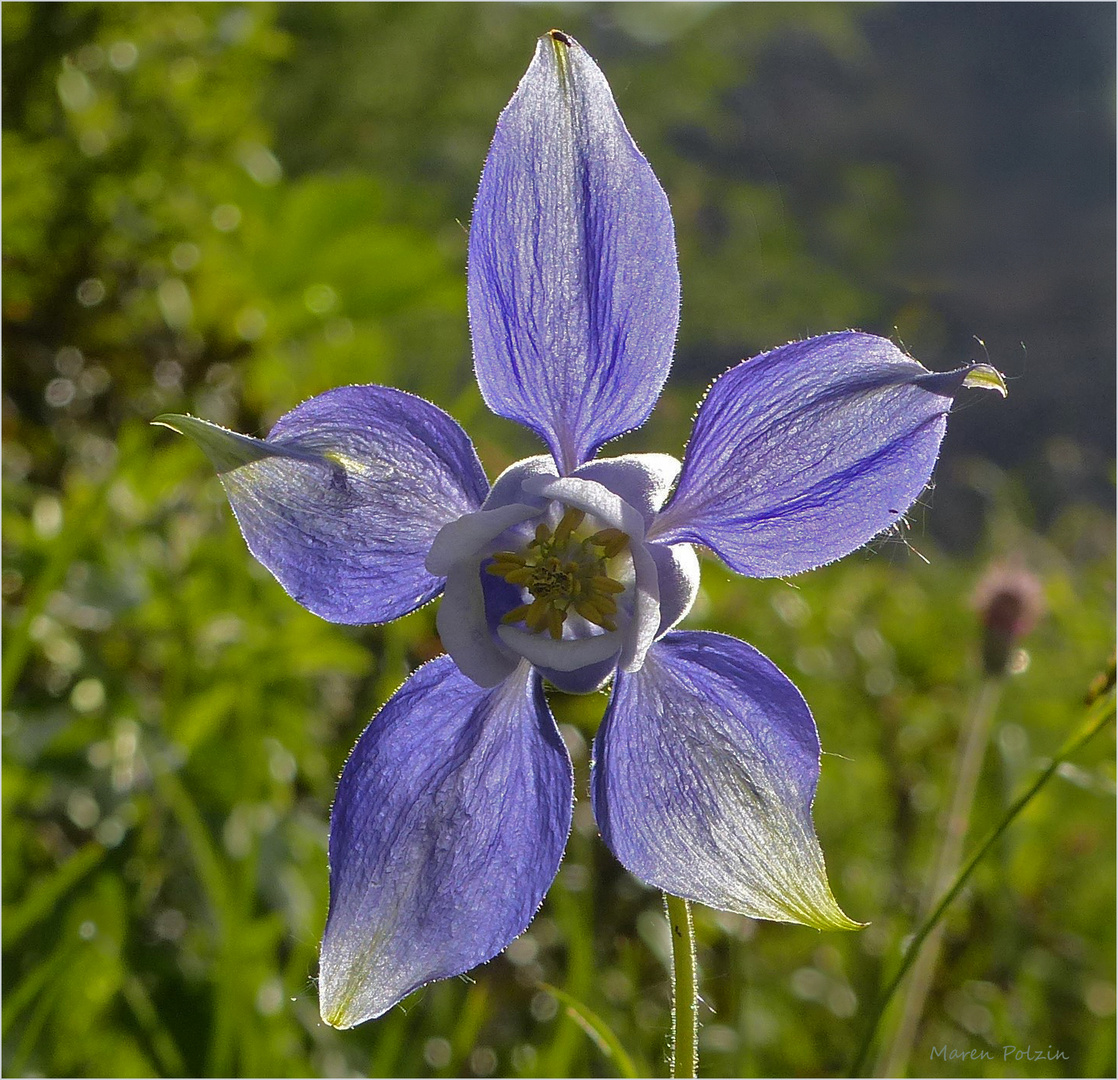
[3, 3, 1114, 1078]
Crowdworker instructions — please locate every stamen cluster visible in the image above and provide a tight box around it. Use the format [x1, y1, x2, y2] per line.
[487, 507, 628, 639]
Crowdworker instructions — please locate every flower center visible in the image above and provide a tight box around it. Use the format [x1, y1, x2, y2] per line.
[486, 506, 629, 640]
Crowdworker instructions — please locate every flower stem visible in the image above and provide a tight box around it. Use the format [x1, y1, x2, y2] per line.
[665, 893, 697, 1079]
[848, 688, 1115, 1077]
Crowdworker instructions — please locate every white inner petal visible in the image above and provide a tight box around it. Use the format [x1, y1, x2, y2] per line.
[572, 453, 682, 522]
[437, 563, 519, 688]
[498, 624, 621, 672]
[522, 475, 647, 541]
[652, 543, 701, 636]
[618, 537, 660, 672]
[430, 460, 676, 688]
[482, 455, 557, 510]
[425, 502, 540, 575]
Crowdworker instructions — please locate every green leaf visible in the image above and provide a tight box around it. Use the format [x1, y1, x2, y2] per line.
[2, 843, 106, 949]
[537, 982, 640, 1079]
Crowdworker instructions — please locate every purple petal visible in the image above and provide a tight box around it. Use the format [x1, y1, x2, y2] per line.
[157, 386, 489, 624]
[469, 32, 680, 473]
[321, 657, 572, 1027]
[592, 632, 858, 929]
[650, 333, 1006, 577]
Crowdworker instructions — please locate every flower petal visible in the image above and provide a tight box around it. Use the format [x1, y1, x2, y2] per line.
[428, 498, 545, 688]
[536, 653, 618, 695]
[573, 453, 682, 527]
[617, 537, 660, 673]
[469, 32, 680, 473]
[523, 475, 648, 541]
[482, 455, 558, 511]
[157, 386, 489, 624]
[650, 333, 1006, 577]
[592, 631, 858, 929]
[436, 561, 520, 688]
[320, 657, 572, 1028]
[649, 543, 700, 637]
[498, 623, 620, 672]
[425, 503, 540, 577]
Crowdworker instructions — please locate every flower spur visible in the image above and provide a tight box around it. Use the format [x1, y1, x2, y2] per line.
[159, 31, 1004, 1028]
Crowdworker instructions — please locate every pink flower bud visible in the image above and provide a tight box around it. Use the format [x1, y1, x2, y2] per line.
[973, 561, 1044, 676]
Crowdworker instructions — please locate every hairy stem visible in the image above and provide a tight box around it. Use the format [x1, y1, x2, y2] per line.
[665, 894, 697, 1079]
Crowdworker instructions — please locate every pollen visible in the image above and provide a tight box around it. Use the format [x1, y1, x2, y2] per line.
[486, 506, 629, 639]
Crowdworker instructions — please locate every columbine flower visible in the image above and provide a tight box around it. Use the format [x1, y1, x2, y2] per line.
[160, 31, 1005, 1028]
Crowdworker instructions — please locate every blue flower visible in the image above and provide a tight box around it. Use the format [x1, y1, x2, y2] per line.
[160, 32, 1005, 1029]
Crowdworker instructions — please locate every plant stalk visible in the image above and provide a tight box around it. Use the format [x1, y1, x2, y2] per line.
[665, 894, 697, 1079]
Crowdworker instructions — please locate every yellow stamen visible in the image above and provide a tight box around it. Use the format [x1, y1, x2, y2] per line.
[502, 603, 532, 625]
[547, 607, 565, 640]
[486, 559, 527, 578]
[585, 528, 627, 558]
[488, 506, 632, 637]
[574, 599, 618, 631]
[525, 598, 551, 633]
[575, 599, 604, 621]
[589, 594, 617, 615]
[553, 507, 585, 545]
